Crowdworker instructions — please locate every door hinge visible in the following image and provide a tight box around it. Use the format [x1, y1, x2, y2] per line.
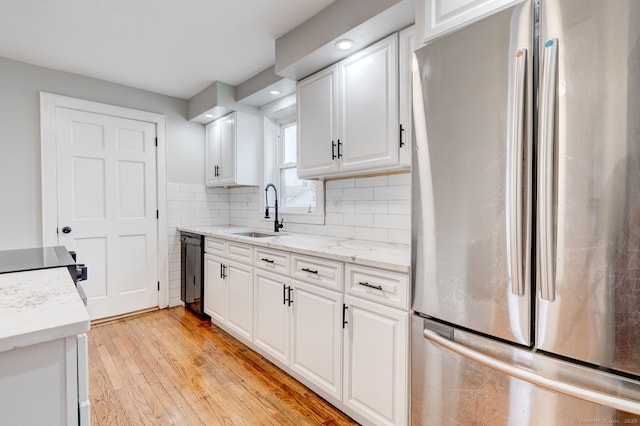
[155, 137, 158, 147]
[157, 281, 160, 291]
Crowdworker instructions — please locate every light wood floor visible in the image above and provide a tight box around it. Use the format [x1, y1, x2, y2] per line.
[88, 306, 358, 425]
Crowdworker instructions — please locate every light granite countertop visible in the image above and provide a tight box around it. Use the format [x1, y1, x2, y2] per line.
[0, 267, 90, 353]
[178, 226, 411, 273]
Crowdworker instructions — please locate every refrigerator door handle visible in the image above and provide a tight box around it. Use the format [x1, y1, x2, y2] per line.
[509, 47, 527, 296]
[423, 328, 640, 415]
[538, 38, 559, 301]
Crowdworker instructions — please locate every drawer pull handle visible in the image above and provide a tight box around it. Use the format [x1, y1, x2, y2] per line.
[358, 281, 383, 291]
[261, 258, 275, 264]
[301, 267, 318, 274]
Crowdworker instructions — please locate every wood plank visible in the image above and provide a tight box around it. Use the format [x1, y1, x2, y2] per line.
[89, 307, 357, 425]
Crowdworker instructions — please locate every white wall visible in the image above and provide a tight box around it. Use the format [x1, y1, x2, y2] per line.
[0, 56, 204, 250]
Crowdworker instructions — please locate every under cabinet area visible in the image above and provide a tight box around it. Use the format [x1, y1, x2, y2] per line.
[205, 111, 260, 187]
[199, 233, 409, 426]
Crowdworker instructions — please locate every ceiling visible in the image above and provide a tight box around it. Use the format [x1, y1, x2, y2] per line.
[0, 0, 336, 100]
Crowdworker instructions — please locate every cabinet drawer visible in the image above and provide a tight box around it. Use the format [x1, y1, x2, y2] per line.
[226, 241, 253, 264]
[255, 247, 290, 274]
[345, 264, 409, 309]
[291, 254, 343, 291]
[205, 237, 225, 255]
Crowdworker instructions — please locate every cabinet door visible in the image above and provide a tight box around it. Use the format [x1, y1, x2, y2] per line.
[226, 261, 253, 341]
[398, 25, 415, 168]
[419, 0, 523, 43]
[338, 34, 399, 173]
[218, 113, 236, 185]
[343, 295, 408, 426]
[297, 66, 340, 178]
[204, 254, 227, 322]
[253, 269, 290, 365]
[205, 120, 221, 186]
[290, 280, 343, 400]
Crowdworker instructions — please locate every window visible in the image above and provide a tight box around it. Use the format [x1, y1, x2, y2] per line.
[262, 95, 324, 225]
[277, 120, 316, 213]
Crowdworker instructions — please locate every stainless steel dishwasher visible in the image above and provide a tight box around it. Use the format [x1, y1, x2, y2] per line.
[180, 232, 207, 317]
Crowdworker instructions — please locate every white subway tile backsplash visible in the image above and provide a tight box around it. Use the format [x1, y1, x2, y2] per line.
[389, 173, 411, 186]
[343, 187, 374, 201]
[389, 200, 411, 214]
[326, 178, 356, 189]
[374, 214, 411, 230]
[355, 175, 389, 187]
[355, 226, 388, 242]
[343, 213, 374, 227]
[388, 229, 411, 245]
[326, 225, 356, 239]
[374, 185, 411, 200]
[355, 200, 389, 214]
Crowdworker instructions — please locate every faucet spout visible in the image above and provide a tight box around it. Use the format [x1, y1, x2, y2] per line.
[265, 183, 284, 232]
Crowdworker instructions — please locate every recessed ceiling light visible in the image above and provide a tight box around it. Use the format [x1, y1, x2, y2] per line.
[335, 39, 354, 50]
[269, 90, 281, 95]
[204, 114, 214, 118]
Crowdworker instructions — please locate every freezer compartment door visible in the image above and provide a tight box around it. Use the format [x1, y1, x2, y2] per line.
[536, 0, 640, 376]
[411, 316, 640, 425]
[412, 0, 533, 345]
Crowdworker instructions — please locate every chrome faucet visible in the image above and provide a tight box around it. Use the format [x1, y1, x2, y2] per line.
[264, 183, 284, 232]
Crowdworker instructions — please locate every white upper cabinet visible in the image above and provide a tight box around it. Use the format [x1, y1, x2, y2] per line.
[297, 67, 340, 177]
[398, 25, 415, 168]
[417, 0, 524, 44]
[297, 33, 406, 179]
[205, 111, 260, 187]
[337, 34, 398, 173]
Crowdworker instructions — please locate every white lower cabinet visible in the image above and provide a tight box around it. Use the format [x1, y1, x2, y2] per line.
[343, 294, 409, 426]
[0, 334, 90, 425]
[203, 236, 409, 425]
[204, 251, 254, 342]
[254, 270, 344, 401]
[290, 280, 343, 400]
[253, 269, 290, 365]
[226, 261, 254, 341]
[204, 253, 226, 322]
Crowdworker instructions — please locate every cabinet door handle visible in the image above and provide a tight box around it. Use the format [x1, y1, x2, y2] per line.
[301, 267, 318, 274]
[261, 258, 275, 264]
[331, 141, 337, 160]
[337, 139, 343, 158]
[342, 304, 348, 328]
[358, 281, 383, 291]
[222, 264, 227, 279]
[287, 286, 293, 306]
[399, 124, 405, 147]
[220, 263, 223, 279]
[283, 284, 287, 305]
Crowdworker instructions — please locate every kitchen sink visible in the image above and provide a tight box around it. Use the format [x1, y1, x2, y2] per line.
[232, 231, 286, 238]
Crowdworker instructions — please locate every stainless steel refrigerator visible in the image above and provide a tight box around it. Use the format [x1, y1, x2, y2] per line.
[411, 0, 640, 423]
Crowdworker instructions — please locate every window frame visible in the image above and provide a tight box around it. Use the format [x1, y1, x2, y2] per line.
[261, 95, 325, 225]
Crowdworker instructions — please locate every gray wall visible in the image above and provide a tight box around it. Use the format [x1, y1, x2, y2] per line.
[0, 56, 204, 250]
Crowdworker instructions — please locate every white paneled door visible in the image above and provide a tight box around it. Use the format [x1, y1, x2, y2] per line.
[55, 107, 158, 320]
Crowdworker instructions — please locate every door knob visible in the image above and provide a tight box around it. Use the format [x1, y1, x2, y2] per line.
[61, 226, 72, 234]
